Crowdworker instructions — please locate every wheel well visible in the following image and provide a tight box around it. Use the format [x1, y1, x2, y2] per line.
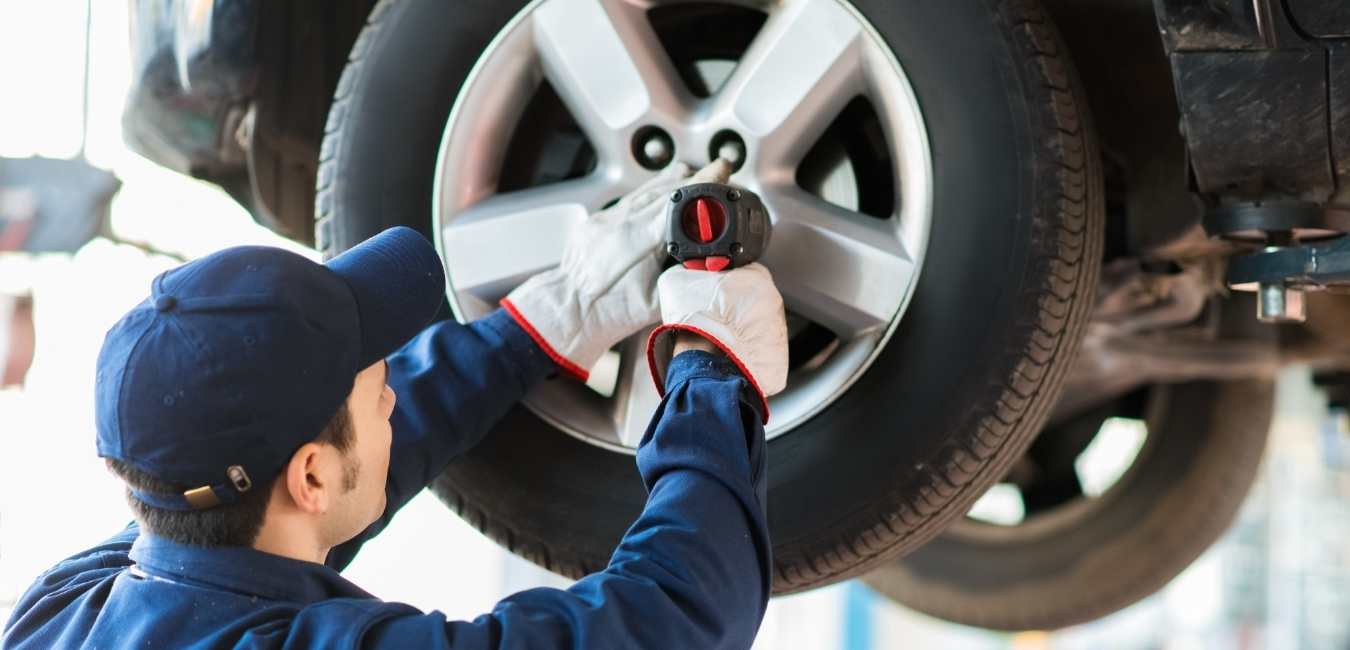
[1041, 0, 1197, 260]
[244, 0, 380, 245]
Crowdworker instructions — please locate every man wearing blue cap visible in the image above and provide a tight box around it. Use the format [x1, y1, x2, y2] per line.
[1, 161, 790, 649]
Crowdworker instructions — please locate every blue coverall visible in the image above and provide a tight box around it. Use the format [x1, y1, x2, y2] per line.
[1, 310, 771, 649]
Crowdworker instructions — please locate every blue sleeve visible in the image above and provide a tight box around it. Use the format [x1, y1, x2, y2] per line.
[359, 350, 772, 649]
[327, 309, 557, 570]
[2, 524, 138, 641]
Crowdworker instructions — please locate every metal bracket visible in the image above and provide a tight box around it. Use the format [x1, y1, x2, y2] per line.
[1226, 236, 1350, 322]
[1227, 236, 1350, 289]
[1206, 200, 1349, 243]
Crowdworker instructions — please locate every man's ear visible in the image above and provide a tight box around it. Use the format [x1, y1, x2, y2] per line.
[283, 442, 330, 515]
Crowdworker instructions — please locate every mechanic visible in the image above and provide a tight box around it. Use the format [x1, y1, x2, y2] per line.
[1, 159, 789, 649]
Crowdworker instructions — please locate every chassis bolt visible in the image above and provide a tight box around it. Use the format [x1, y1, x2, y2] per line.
[670, 190, 682, 203]
[727, 189, 742, 202]
[1257, 281, 1306, 323]
[667, 242, 680, 256]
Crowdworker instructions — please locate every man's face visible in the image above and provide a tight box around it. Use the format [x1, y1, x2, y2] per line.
[326, 359, 395, 545]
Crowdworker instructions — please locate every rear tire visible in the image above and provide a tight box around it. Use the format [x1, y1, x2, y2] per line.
[865, 379, 1275, 630]
[316, 0, 1104, 592]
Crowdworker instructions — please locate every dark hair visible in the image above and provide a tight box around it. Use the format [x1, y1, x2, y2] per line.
[107, 404, 354, 547]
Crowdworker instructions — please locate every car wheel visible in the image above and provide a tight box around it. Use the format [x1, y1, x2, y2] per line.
[316, 0, 1104, 592]
[864, 378, 1275, 630]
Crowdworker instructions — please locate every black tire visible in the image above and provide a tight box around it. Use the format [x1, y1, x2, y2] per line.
[316, 0, 1104, 592]
[864, 379, 1275, 630]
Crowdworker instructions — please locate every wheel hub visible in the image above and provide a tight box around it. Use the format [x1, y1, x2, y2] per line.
[434, 0, 933, 451]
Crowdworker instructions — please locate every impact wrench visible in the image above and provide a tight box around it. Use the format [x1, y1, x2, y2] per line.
[664, 183, 771, 271]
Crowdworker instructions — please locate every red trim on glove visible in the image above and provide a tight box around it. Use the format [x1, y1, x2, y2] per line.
[500, 298, 590, 382]
[646, 324, 770, 424]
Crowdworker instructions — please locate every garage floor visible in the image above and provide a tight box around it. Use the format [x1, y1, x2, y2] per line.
[3, 2, 1350, 648]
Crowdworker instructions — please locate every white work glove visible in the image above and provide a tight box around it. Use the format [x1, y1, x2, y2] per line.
[502, 159, 733, 381]
[646, 263, 788, 423]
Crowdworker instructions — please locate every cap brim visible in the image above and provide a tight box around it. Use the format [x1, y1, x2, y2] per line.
[324, 227, 446, 367]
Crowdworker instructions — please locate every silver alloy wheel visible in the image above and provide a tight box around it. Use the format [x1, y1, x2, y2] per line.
[433, 0, 933, 451]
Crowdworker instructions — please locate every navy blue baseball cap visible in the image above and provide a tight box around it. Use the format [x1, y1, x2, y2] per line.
[95, 226, 445, 511]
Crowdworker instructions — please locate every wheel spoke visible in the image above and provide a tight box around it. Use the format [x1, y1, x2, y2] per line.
[613, 326, 663, 448]
[760, 186, 913, 339]
[532, 0, 691, 157]
[713, 0, 865, 172]
[441, 176, 613, 300]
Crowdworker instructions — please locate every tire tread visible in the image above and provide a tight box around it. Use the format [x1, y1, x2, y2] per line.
[767, 0, 1105, 592]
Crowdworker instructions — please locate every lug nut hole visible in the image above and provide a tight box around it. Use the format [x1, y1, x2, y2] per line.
[633, 126, 675, 170]
[708, 130, 747, 172]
